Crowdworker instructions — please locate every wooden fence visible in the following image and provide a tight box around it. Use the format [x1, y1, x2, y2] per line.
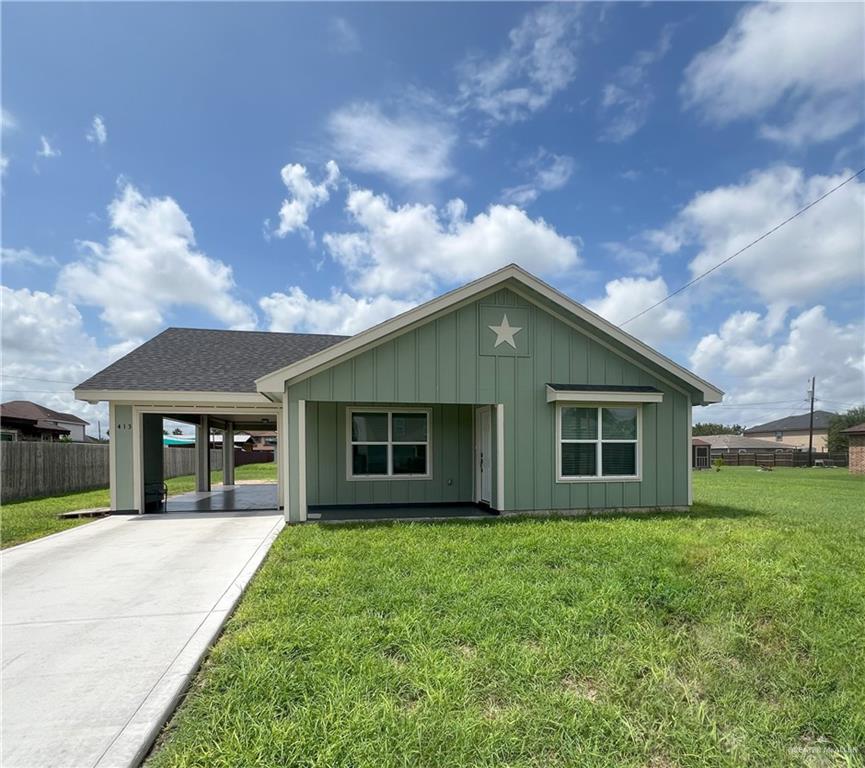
[710, 450, 848, 468]
[1, 443, 224, 502]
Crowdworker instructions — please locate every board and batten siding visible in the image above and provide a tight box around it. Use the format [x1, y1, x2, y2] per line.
[305, 402, 473, 506]
[287, 288, 691, 515]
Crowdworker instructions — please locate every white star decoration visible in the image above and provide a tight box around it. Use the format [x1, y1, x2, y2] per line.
[488, 314, 523, 349]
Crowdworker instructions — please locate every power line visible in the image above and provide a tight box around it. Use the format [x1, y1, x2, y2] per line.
[621, 166, 865, 327]
[0, 375, 79, 385]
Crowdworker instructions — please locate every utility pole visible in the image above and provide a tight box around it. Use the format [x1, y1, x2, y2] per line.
[97, 420, 102, 441]
[807, 376, 816, 467]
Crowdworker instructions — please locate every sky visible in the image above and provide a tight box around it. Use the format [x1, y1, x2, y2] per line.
[2, 1, 864, 435]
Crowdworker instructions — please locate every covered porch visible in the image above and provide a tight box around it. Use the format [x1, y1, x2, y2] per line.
[284, 400, 506, 523]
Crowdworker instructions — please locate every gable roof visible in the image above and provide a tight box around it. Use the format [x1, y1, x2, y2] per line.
[744, 410, 836, 434]
[75, 328, 348, 394]
[255, 264, 724, 404]
[0, 400, 88, 426]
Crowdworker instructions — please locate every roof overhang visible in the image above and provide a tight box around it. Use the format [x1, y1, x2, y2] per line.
[545, 385, 664, 404]
[74, 389, 275, 406]
[255, 264, 724, 405]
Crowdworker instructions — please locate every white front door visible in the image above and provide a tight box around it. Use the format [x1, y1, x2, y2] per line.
[477, 406, 492, 504]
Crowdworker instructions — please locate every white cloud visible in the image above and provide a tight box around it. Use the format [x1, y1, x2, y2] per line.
[457, 3, 583, 124]
[601, 242, 659, 278]
[271, 160, 340, 240]
[327, 101, 456, 187]
[692, 305, 865, 427]
[261, 287, 415, 335]
[0, 154, 8, 179]
[0, 285, 136, 430]
[586, 276, 687, 346]
[682, 3, 865, 146]
[502, 148, 575, 206]
[1, 109, 16, 131]
[37, 136, 60, 158]
[599, 24, 673, 142]
[329, 17, 360, 54]
[86, 115, 108, 145]
[58, 183, 256, 338]
[0, 247, 58, 268]
[322, 186, 580, 297]
[654, 166, 865, 319]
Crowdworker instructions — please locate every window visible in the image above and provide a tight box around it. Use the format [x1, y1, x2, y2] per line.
[348, 409, 431, 479]
[0, 429, 16, 442]
[774, 431, 783, 441]
[557, 405, 639, 481]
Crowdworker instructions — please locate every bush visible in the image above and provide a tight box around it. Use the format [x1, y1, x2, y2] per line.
[712, 457, 724, 472]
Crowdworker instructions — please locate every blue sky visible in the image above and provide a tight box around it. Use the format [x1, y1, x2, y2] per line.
[2, 1, 864, 432]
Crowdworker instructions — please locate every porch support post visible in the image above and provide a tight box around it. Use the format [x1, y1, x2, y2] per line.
[195, 415, 210, 492]
[284, 395, 307, 523]
[687, 396, 693, 506]
[223, 423, 235, 486]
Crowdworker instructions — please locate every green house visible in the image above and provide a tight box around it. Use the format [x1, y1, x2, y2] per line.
[75, 265, 723, 521]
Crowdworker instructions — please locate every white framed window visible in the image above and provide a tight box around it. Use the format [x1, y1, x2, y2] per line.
[556, 403, 641, 482]
[0, 429, 17, 442]
[347, 407, 431, 480]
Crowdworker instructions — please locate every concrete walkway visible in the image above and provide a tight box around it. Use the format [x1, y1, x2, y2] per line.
[1, 510, 284, 768]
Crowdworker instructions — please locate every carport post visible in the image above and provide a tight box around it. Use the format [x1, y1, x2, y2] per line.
[195, 416, 211, 492]
[223, 424, 235, 486]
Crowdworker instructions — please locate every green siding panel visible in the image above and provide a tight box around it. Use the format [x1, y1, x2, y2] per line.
[286, 287, 691, 515]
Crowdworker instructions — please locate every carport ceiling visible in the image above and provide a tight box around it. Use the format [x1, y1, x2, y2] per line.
[160, 413, 277, 431]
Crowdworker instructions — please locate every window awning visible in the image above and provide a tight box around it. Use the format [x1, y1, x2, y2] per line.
[545, 384, 664, 404]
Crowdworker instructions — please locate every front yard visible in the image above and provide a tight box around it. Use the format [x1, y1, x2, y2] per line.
[149, 468, 864, 767]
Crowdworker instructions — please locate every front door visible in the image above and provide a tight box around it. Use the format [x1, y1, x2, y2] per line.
[477, 406, 492, 505]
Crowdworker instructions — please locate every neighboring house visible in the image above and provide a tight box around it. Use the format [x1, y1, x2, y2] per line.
[74, 265, 723, 520]
[691, 437, 711, 469]
[245, 430, 277, 452]
[697, 434, 799, 454]
[0, 400, 89, 442]
[744, 411, 835, 452]
[842, 423, 865, 475]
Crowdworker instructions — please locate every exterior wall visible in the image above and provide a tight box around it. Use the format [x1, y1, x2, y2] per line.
[304, 402, 474, 506]
[287, 288, 691, 516]
[60, 422, 87, 442]
[849, 435, 865, 475]
[745, 429, 828, 451]
[112, 404, 135, 510]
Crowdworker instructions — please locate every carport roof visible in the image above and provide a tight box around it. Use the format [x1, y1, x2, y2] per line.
[75, 327, 348, 393]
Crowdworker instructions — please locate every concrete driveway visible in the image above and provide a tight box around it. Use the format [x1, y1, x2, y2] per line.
[1, 510, 284, 768]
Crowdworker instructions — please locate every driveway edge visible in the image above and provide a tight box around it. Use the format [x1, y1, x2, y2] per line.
[93, 514, 285, 768]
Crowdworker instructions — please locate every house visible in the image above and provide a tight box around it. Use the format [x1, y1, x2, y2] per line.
[696, 434, 799, 454]
[842, 423, 865, 475]
[74, 265, 723, 521]
[691, 437, 711, 469]
[245, 430, 277, 452]
[0, 400, 89, 442]
[744, 411, 835, 452]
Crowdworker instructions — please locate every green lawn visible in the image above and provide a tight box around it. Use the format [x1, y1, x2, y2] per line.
[0, 462, 277, 549]
[149, 468, 864, 768]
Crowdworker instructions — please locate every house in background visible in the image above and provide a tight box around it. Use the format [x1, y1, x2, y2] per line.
[691, 437, 711, 468]
[696, 434, 799, 454]
[245, 430, 277, 453]
[842, 423, 865, 475]
[0, 400, 89, 442]
[744, 411, 835, 452]
[74, 265, 723, 521]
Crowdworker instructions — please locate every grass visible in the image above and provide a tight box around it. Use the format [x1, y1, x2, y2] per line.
[148, 468, 865, 768]
[0, 461, 277, 549]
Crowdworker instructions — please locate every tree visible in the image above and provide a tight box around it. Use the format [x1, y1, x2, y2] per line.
[172, 427, 183, 435]
[827, 407, 865, 452]
[693, 423, 744, 436]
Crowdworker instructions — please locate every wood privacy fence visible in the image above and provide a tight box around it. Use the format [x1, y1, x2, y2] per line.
[710, 450, 848, 468]
[1, 443, 225, 502]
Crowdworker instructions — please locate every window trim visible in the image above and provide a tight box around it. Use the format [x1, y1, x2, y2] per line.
[555, 402, 642, 483]
[346, 406, 432, 481]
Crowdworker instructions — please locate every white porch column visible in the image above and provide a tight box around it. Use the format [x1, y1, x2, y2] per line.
[195, 415, 211, 492]
[223, 423, 235, 486]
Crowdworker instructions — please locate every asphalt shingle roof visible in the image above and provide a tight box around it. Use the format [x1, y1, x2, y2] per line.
[0, 400, 89, 425]
[75, 328, 349, 393]
[744, 410, 836, 434]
